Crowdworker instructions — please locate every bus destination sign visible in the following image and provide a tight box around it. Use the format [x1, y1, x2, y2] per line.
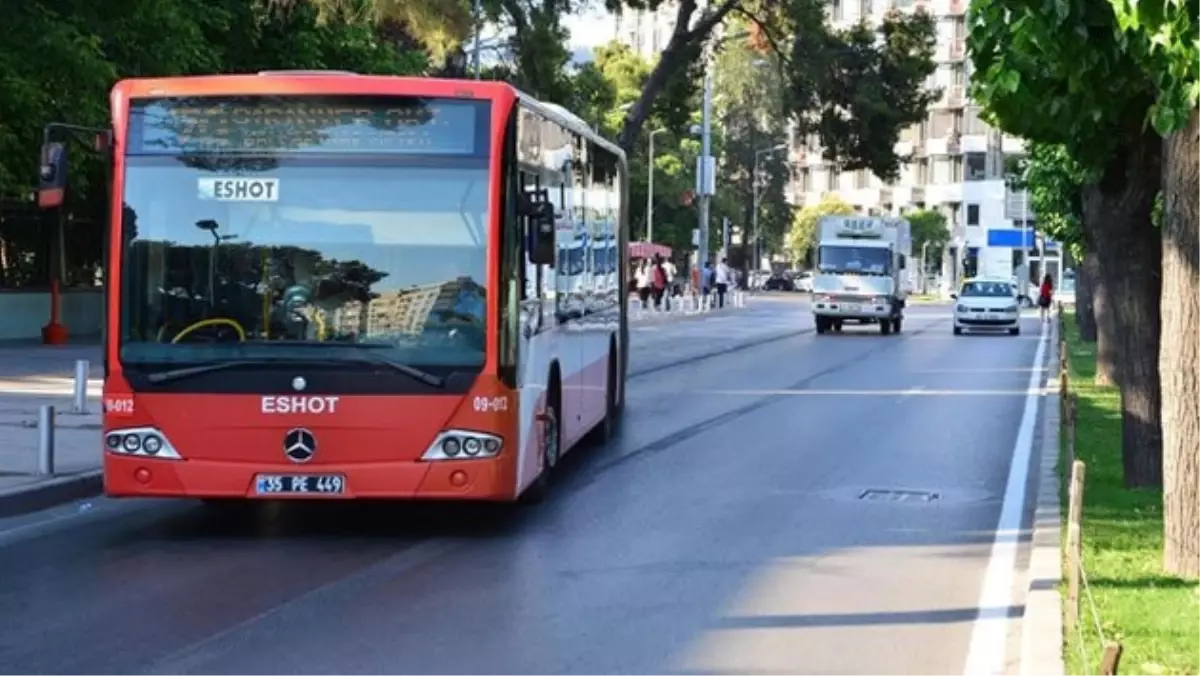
[128, 97, 485, 156]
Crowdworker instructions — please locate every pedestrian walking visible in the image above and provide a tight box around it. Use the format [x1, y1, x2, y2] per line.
[635, 260, 652, 309]
[650, 255, 669, 310]
[714, 258, 732, 309]
[1037, 273, 1054, 322]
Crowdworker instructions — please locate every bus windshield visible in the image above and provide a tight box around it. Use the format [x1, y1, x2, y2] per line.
[118, 95, 492, 370]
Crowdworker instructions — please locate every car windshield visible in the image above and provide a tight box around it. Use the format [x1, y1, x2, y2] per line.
[817, 245, 890, 275]
[119, 95, 491, 369]
[960, 281, 1014, 297]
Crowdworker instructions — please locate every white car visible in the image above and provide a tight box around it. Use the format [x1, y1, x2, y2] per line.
[952, 278, 1022, 336]
[795, 271, 813, 293]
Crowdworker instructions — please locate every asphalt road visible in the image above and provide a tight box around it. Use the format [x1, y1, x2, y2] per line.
[0, 297, 1051, 675]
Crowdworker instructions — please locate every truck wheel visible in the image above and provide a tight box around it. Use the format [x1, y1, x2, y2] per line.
[892, 317, 902, 334]
[833, 320, 843, 332]
[815, 317, 828, 334]
[880, 318, 893, 335]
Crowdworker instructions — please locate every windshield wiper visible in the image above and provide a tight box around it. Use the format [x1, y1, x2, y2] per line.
[146, 359, 282, 384]
[341, 352, 445, 388]
[144, 354, 445, 388]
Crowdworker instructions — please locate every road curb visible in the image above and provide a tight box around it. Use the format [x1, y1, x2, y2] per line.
[1019, 326, 1065, 676]
[0, 470, 103, 519]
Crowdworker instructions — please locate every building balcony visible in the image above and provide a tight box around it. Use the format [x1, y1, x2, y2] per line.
[961, 131, 989, 153]
[925, 182, 963, 204]
[925, 132, 962, 156]
[1001, 135, 1026, 154]
[938, 39, 965, 62]
[934, 84, 965, 108]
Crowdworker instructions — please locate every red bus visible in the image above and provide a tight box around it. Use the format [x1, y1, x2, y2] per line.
[38, 72, 630, 503]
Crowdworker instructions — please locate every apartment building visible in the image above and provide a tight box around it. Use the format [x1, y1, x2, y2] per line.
[785, 0, 1055, 289]
[608, 3, 680, 60]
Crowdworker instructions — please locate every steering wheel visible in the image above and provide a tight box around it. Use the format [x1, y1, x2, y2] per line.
[169, 318, 248, 344]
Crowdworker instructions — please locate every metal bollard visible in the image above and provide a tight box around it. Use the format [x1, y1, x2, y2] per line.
[38, 405, 56, 476]
[72, 359, 89, 414]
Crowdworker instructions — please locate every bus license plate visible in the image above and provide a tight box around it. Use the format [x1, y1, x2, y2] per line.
[254, 474, 346, 495]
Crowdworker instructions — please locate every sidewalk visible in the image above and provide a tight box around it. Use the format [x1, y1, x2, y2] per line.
[627, 290, 750, 325]
[0, 343, 104, 517]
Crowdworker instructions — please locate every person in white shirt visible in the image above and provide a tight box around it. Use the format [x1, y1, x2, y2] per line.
[714, 258, 732, 308]
[635, 261, 652, 308]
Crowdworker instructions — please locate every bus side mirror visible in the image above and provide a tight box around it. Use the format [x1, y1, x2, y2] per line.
[37, 142, 70, 209]
[899, 254, 907, 270]
[525, 201, 556, 266]
[950, 292, 957, 299]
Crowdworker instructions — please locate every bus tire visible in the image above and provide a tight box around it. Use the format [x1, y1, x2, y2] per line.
[522, 373, 561, 505]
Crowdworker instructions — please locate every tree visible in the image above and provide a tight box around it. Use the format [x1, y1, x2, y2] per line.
[1015, 145, 1113, 369]
[711, 23, 792, 270]
[968, 0, 1165, 488]
[904, 208, 949, 277]
[571, 42, 702, 254]
[1109, 0, 1200, 577]
[785, 194, 853, 266]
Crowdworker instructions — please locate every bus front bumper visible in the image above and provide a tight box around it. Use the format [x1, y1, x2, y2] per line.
[103, 454, 517, 501]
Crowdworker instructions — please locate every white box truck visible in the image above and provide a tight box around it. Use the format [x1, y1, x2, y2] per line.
[811, 215, 913, 335]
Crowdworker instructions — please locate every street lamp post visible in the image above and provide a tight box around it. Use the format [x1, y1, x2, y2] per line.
[752, 143, 787, 271]
[647, 128, 667, 244]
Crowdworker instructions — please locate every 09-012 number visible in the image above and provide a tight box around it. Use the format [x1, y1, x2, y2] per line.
[472, 396, 509, 412]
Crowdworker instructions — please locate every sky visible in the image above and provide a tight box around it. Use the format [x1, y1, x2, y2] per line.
[479, 3, 614, 66]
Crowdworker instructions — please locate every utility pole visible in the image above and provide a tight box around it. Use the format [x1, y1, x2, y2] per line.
[697, 67, 714, 276]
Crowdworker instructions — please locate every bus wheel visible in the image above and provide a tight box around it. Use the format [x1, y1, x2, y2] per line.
[522, 394, 561, 505]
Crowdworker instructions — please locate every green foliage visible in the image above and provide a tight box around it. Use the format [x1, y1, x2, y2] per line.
[966, 0, 1160, 170]
[1107, 0, 1199, 134]
[905, 208, 950, 270]
[712, 24, 792, 260]
[1012, 143, 1090, 260]
[786, 194, 854, 266]
[788, 4, 940, 182]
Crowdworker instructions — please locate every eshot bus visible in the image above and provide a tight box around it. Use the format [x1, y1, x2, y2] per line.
[36, 72, 630, 504]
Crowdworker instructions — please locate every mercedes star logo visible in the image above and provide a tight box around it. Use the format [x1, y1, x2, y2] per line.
[284, 428, 317, 463]
[292, 376, 307, 392]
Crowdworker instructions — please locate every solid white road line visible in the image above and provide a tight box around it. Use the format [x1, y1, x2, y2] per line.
[963, 320, 1048, 674]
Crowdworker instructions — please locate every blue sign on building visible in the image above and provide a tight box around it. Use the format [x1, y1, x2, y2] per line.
[987, 228, 1037, 248]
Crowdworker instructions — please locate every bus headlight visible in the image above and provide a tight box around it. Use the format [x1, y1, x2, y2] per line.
[422, 430, 504, 461]
[104, 427, 182, 460]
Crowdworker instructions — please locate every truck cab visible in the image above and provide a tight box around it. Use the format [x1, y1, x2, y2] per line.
[810, 216, 912, 335]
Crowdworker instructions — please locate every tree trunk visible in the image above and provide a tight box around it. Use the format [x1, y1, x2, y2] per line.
[1073, 249, 1098, 342]
[1081, 127, 1163, 488]
[616, 0, 738, 154]
[1091, 274, 1121, 387]
[1160, 107, 1199, 578]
